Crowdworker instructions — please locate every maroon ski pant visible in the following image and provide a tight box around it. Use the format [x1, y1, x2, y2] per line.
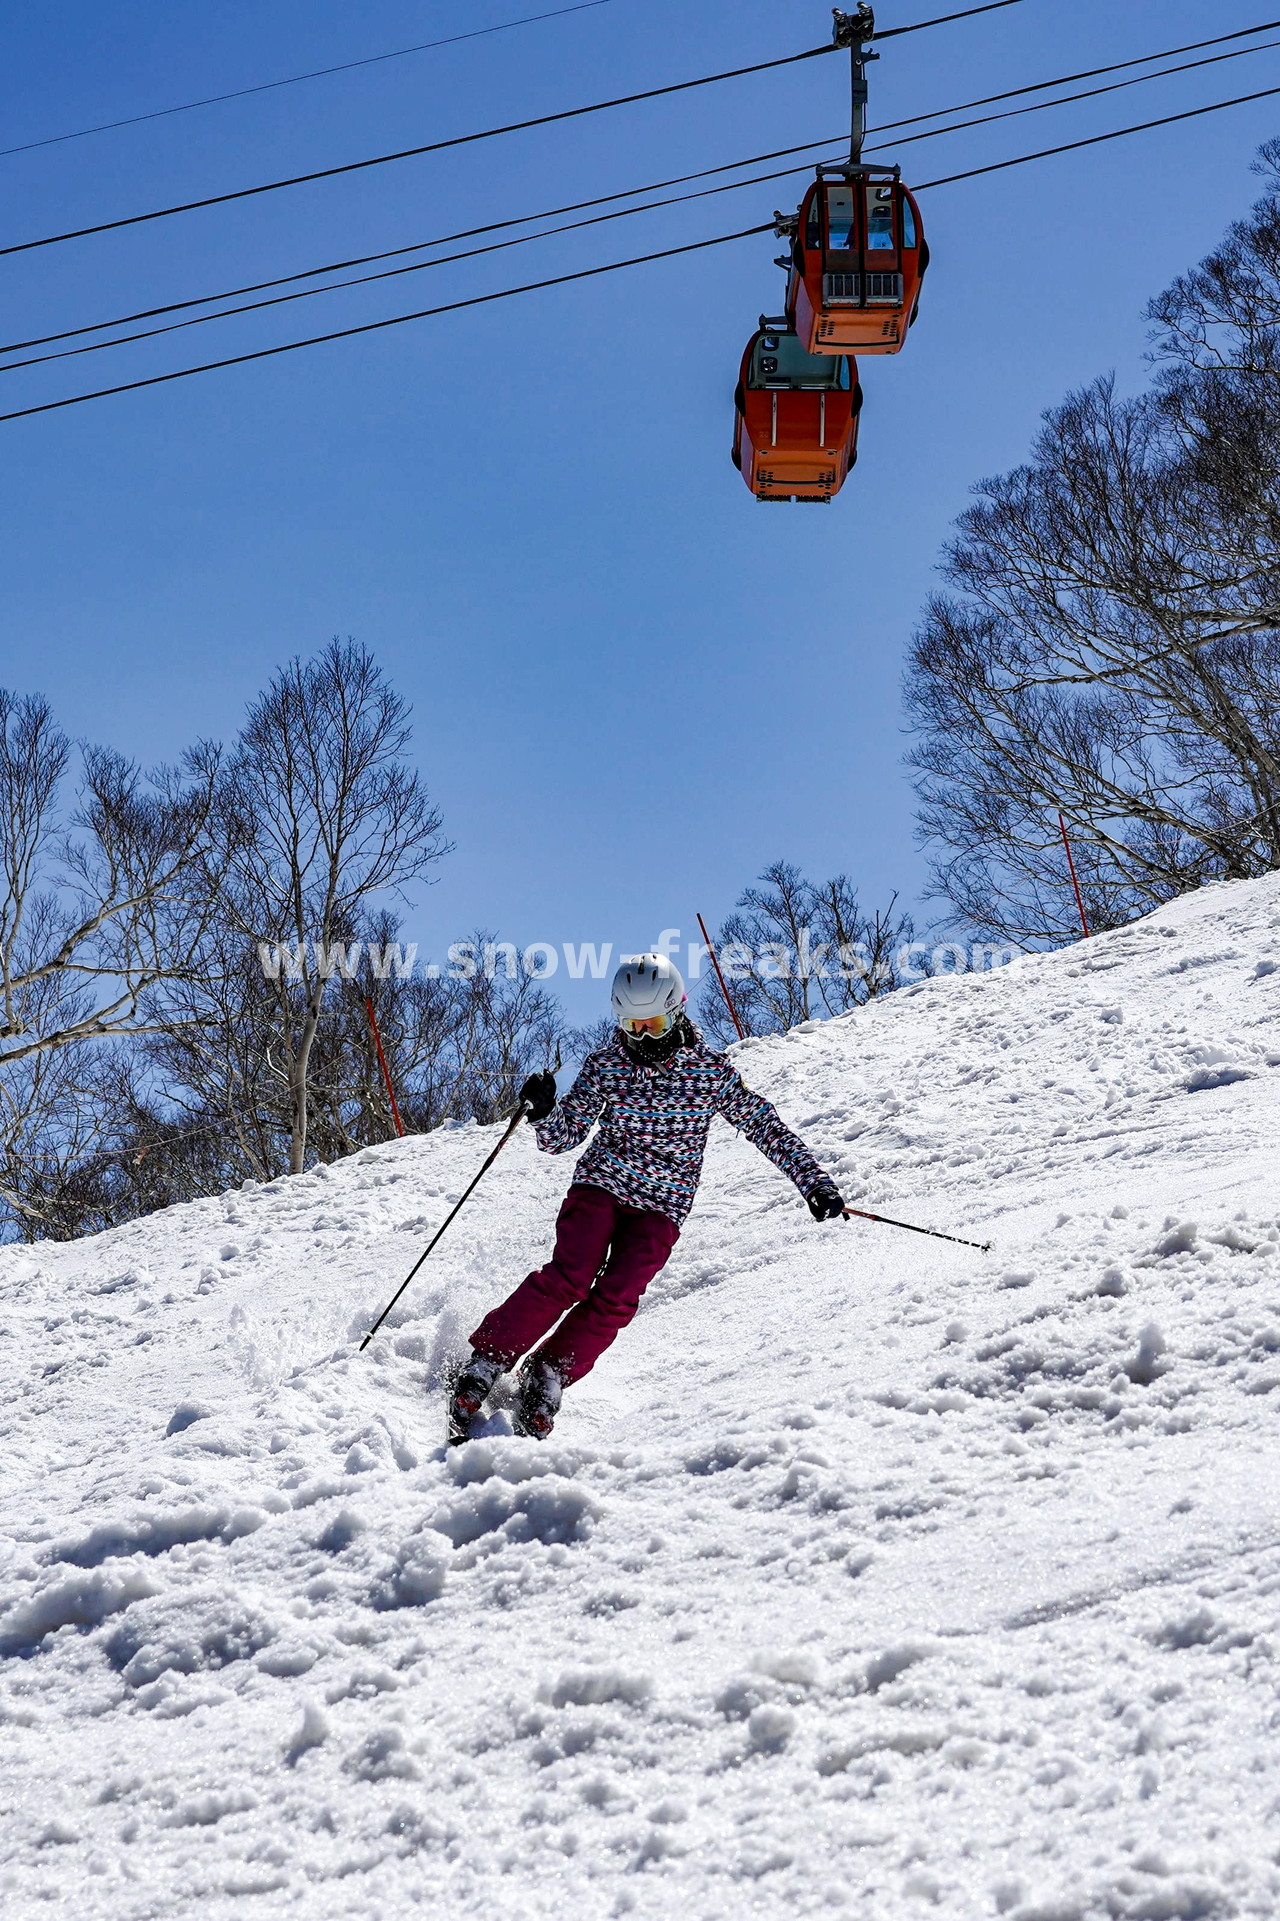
[468, 1182, 680, 1388]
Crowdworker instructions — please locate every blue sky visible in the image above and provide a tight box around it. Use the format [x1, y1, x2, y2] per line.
[3, 0, 1279, 1022]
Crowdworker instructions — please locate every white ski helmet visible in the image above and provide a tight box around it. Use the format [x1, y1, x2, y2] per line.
[611, 953, 686, 1033]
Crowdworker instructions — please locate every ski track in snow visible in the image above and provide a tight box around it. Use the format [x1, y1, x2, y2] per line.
[1, 875, 1279, 1919]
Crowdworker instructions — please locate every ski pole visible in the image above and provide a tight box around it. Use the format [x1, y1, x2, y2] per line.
[842, 1206, 993, 1253]
[359, 1103, 528, 1351]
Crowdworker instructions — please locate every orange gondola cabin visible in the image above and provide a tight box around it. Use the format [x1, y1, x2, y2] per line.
[732, 323, 861, 503]
[785, 165, 926, 357]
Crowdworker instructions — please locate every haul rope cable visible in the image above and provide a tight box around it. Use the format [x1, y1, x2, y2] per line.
[0, 169, 841, 375]
[0, 3, 620, 160]
[9, 12, 1277, 316]
[0, 226, 774, 424]
[2, 0, 1022, 162]
[0, 2, 1027, 262]
[870, 0, 1024, 37]
[7, 78, 1280, 425]
[8, 22, 1276, 358]
[872, 33, 1280, 151]
[911, 77, 1280, 190]
[869, 13, 1280, 132]
[10, 29, 1279, 371]
[28, 62, 1170, 376]
[10, 19, 1276, 355]
[4, 7, 1275, 354]
[0, 47, 841, 262]
[60, 8, 1250, 355]
[0, 137, 845, 353]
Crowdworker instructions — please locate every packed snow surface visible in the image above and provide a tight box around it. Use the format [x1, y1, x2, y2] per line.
[2, 877, 1280, 1920]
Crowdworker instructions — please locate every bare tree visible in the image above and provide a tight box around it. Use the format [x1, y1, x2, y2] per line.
[568, 1016, 617, 1060]
[1148, 137, 1280, 381]
[0, 1027, 111, 1238]
[205, 639, 449, 1174]
[0, 690, 216, 1069]
[901, 145, 1280, 942]
[76, 914, 568, 1221]
[0, 646, 581, 1238]
[131, 945, 299, 1187]
[0, 688, 221, 1236]
[350, 929, 565, 1133]
[904, 373, 1280, 943]
[699, 861, 921, 1043]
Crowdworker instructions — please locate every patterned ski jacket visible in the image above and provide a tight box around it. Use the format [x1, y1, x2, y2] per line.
[533, 1026, 827, 1227]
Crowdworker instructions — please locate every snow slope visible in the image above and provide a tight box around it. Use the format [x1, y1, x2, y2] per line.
[2, 876, 1280, 1921]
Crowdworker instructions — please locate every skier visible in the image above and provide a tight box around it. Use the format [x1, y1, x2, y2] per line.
[448, 953, 846, 1444]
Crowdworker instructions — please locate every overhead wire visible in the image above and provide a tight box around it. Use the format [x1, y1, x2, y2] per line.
[8, 4, 1280, 423]
[872, 0, 1026, 37]
[0, 0, 1021, 166]
[0, 140, 840, 355]
[0, 226, 775, 425]
[7, 72, 1280, 427]
[913, 77, 1280, 191]
[0, 2, 620, 160]
[10, 22, 1278, 362]
[14, 17, 1280, 378]
[878, 33, 1280, 153]
[0, 165, 829, 374]
[0, 3, 1029, 262]
[0, 44, 840, 263]
[868, 14, 1280, 133]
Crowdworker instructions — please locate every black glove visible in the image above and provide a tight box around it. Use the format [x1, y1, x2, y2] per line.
[519, 1071, 557, 1123]
[807, 1180, 846, 1222]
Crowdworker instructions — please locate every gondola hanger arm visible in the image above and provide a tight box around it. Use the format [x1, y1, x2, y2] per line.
[832, 7, 879, 164]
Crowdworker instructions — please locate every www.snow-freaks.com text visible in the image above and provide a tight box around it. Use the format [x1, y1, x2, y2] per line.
[255, 932, 1022, 985]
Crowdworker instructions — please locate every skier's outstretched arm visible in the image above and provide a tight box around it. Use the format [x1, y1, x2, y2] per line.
[716, 1069, 844, 1218]
[530, 1053, 607, 1155]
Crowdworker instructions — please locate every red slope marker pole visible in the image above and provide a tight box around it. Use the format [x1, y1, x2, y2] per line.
[843, 1206, 992, 1253]
[1057, 811, 1092, 938]
[697, 911, 747, 1040]
[364, 995, 406, 1139]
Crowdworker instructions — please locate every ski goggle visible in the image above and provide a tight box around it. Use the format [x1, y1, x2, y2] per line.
[620, 1011, 676, 1038]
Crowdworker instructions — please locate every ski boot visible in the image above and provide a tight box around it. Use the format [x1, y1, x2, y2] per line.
[511, 1356, 563, 1441]
[445, 1353, 503, 1447]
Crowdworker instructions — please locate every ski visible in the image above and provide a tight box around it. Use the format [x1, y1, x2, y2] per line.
[444, 1355, 502, 1448]
[446, 1403, 477, 1448]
